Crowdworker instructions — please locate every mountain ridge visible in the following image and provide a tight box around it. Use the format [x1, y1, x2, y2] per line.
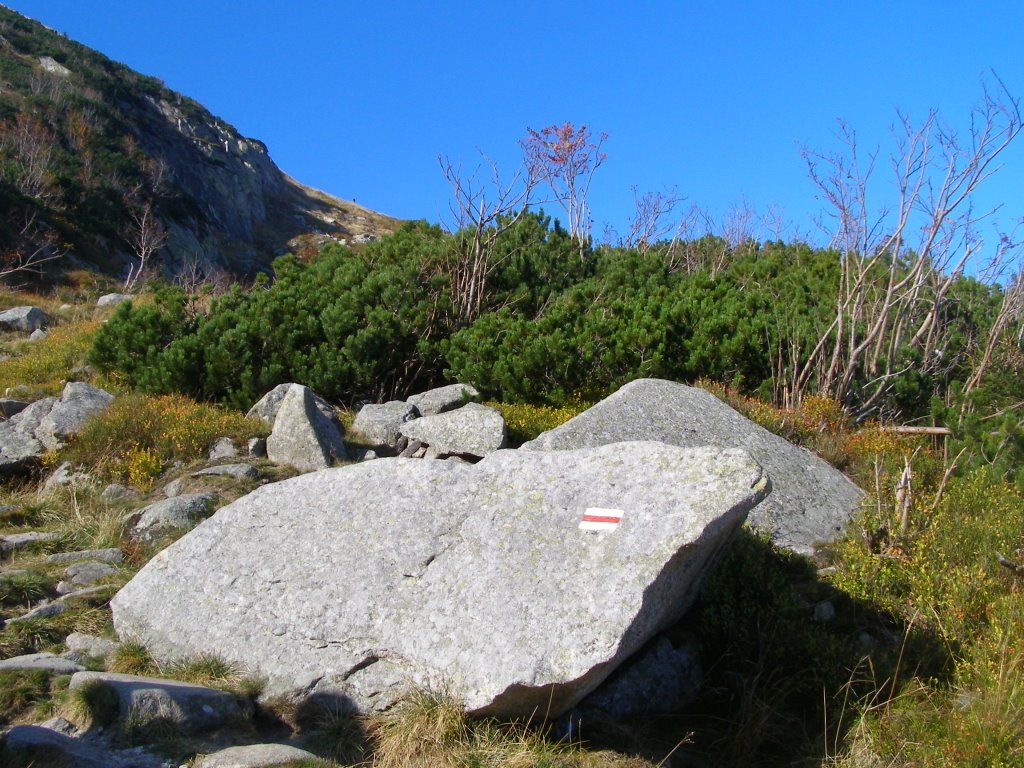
[0, 5, 400, 282]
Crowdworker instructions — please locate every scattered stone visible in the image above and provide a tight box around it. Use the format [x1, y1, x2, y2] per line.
[111, 442, 769, 717]
[813, 600, 836, 623]
[0, 396, 55, 476]
[1, 722, 175, 768]
[0, 397, 29, 419]
[522, 378, 865, 554]
[126, 493, 217, 543]
[351, 400, 418, 448]
[68, 671, 254, 735]
[36, 382, 115, 451]
[47, 547, 123, 565]
[65, 632, 121, 660]
[192, 463, 259, 481]
[1, 530, 59, 555]
[56, 561, 118, 594]
[41, 461, 94, 493]
[399, 402, 507, 458]
[398, 439, 424, 458]
[0, 651, 85, 674]
[0, 568, 29, 580]
[0, 305, 48, 332]
[194, 743, 320, 768]
[163, 478, 185, 498]
[247, 437, 267, 457]
[347, 446, 378, 462]
[208, 437, 237, 460]
[246, 383, 337, 427]
[102, 484, 139, 503]
[7, 599, 66, 622]
[28, 327, 47, 341]
[579, 635, 702, 718]
[97, 292, 132, 307]
[265, 384, 347, 472]
[406, 383, 479, 416]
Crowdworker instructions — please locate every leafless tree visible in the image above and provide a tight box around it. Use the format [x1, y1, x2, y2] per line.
[0, 210, 65, 282]
[795, 75, 1022, 417]
[0, 113, 55, 200]
[438, 152, 537, 325]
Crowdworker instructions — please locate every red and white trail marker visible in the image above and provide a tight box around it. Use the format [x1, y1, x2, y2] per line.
[579, 507, 623, 532]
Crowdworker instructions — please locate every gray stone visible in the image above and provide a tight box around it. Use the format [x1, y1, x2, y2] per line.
[47, 547, 123, 565]
[97, 292, 131, 307]
[39, 56, 72, 76]
[407, 383, 480, 416]
[194, 743, 320, 768]
[102, 484, 139, 503]
[247, 437, 267, 457]
[814, 600, 837, 623]
[0, 305, 48, 332]
[163, 477, 185, 497]
[192, 463, 259, 480]
[398, 439, 424, 458]
[36, 382, 114, 451]
[208, 437, 237, 460]
[126, 493, 216, 543]
[0, 396, 55, 476]
[348, 446, 378, 462]
[0, 652, 85, 674]
[351, 400, 419, 448]
[579, 635, 702, 718]
[65, 632, 121, 659]
[246, 383, 337, 427]
[399, 402, 507, 458]
[68, 671, 253, 735]
[56, 561, 118, 594]
[28, 327, 47, 341]
[111, 442, 769, 717]
[0, 397, 29, 418]
[265, 384, 347, 471]
[7, 599, 66, 622]
[41, 461, 94, 493]
[0, 722, 174, 768]
[1, 530, 59, 554]
[522, 379, 865, 554]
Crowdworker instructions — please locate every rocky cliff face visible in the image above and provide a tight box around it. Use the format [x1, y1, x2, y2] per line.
[0, 5, 399, 279]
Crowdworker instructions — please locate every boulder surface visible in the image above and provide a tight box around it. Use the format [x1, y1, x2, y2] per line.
[406, 382, 479, 416]
[265, 384, 347, 471]
[522, 379, 863, 553]
[398, 401, 507, 458]
[111, 442, 769, 717]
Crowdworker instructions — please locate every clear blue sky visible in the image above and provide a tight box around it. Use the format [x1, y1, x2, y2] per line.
[5, 1, 1024, 258]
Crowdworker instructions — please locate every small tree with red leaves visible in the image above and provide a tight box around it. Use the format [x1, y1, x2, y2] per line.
[521, 122, 607, 259]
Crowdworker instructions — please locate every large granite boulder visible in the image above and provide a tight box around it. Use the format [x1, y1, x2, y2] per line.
[406, 382, 479, 416]
[36, 382, 115, 451]
[247, 382, 337, 427]
[351, 400, 419, 448]
[398, 402, 507, 458]
[110, 442, 769, 717]
[265, 384, 347, 471]
[0, 305, 48, 332]
[521, 378, 864, 554]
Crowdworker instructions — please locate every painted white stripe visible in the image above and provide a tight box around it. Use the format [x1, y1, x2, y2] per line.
[579, 520, 620, 532]
[578, 507, 624, 531]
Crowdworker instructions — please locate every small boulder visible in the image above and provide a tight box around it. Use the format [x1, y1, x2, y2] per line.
[1, 530, 59, 555]
[247, 437, 267, 457]
[208, 437, 237, 460]
[28, 328, 47, 341]
[65, 632, 121, 660]
[407, 382, 479, 416]
[41, 461, 94, 493]
[56, 561, 118, 594]
[0, 652, 85, 674]
[36, 382, 114, 451]
[351, 400, 419, 448]
[101, 484, 138, 503]
[265, 384, 347, 472]
[194, 743, 320, 768]
[47, 547, 123, 565]
[399, 402, 506, 458]
[96, 293, 131, 307]
[126, 493, 217, 543]
[0, 305, 48, 332]
[0, 397, 29, 419]
[247, 383, 337, 427]
[68, 671, 253, 735]
[192, 463, 259, 481]
[0, 396, 55, 476]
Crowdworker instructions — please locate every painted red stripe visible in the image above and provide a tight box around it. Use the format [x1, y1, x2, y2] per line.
[581, 515, 621, 524]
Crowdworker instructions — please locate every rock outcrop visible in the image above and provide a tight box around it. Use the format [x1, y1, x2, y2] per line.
[522, 379, 863, 554]
[111, 442, 769, 717]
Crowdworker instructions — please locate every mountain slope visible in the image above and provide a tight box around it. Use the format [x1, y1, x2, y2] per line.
[0, 5, 400, 281]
